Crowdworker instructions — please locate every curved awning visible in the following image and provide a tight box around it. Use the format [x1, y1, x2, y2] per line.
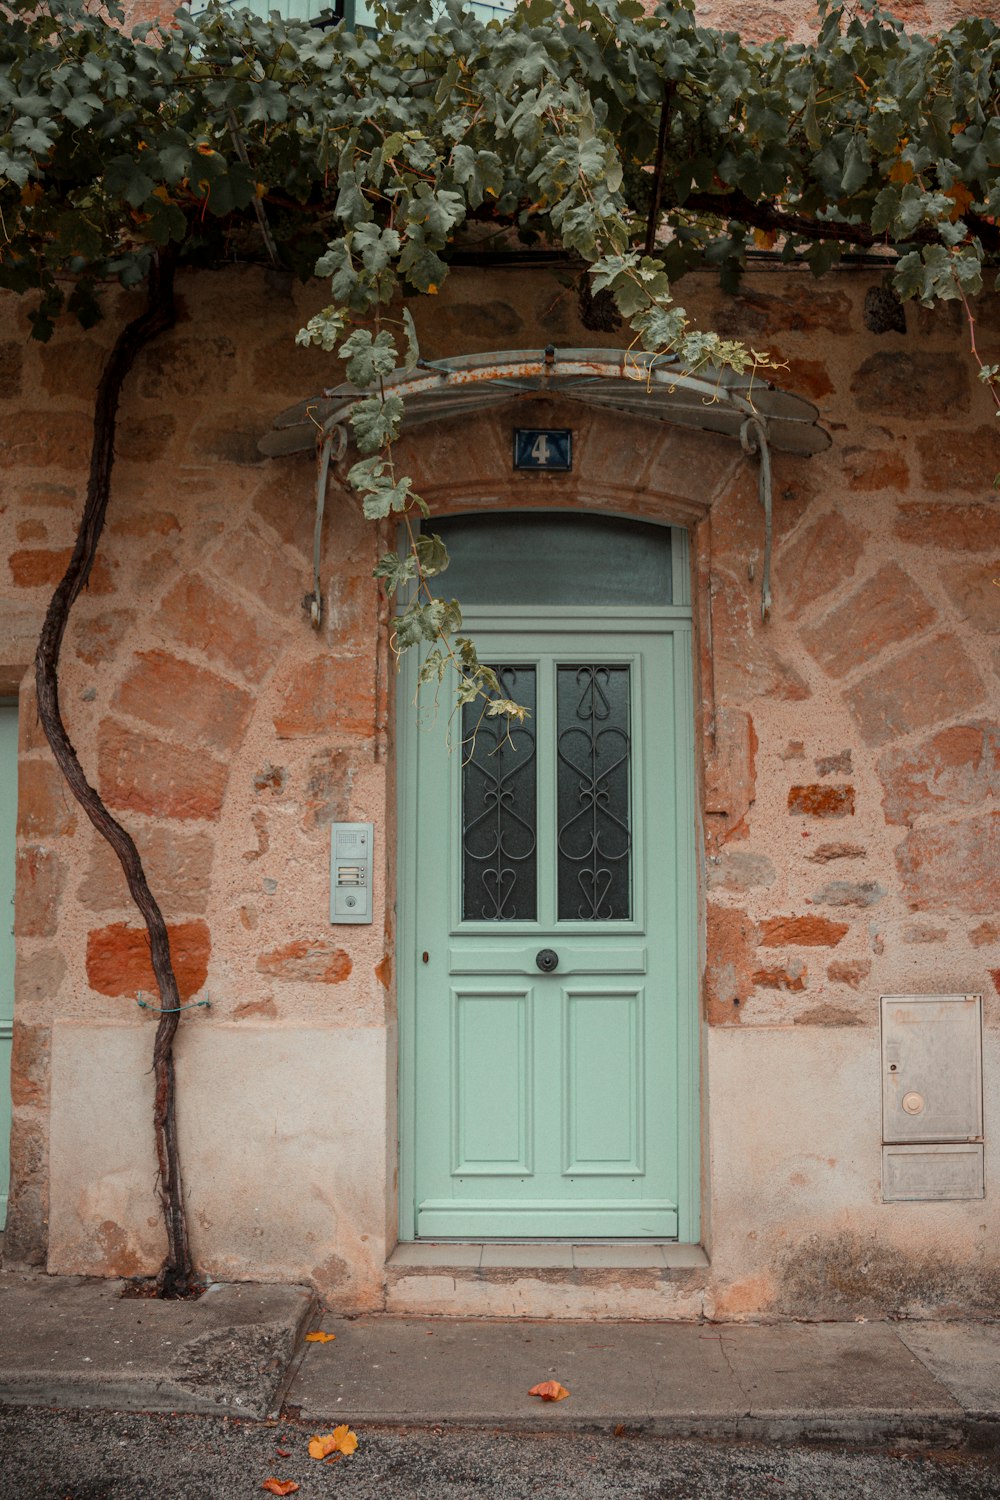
[259, 346, 831, 458]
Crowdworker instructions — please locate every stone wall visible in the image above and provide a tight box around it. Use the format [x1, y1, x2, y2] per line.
[1, 260, 999, 1317]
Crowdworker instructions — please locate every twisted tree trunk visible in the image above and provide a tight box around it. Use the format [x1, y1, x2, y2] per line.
[34, 249, 198, 1297]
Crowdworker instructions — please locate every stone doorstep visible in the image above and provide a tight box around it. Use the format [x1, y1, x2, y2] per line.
[387, 1242, 710, 1272]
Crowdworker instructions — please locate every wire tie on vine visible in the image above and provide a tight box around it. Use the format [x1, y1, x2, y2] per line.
[135, 991, 211, 1015]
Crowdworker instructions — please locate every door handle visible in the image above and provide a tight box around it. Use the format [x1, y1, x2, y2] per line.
[535, 949, 559, 973]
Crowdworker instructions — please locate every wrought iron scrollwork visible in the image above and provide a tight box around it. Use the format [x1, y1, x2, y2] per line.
[462, 665, 537, 921]
[556, 665, 631, 920]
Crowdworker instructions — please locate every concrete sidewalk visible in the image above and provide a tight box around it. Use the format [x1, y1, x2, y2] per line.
[0, 1268, 998, 1447]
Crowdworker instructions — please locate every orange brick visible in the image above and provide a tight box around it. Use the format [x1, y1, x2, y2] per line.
[86, 920, 210, 1001]
[97, 719, 227, 820]
[113, 650, 254, 756]
[759, 915, 850, 947]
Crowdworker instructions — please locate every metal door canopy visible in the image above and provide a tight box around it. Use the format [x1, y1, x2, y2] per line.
[259, 347, 831, 459]
[881, 993, 983, 1146]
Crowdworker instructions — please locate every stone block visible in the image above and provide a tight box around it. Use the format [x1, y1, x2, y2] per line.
[0, 339, 23, 398]
[801, 564, 936, 679]
[14, 845, 66, 937]
[106, 509, 180, 538]
[774, 510, 866, 622]
[16, 482, 75, 509]
[915, 427, 1000, 493]
[16, 760, 77, 838]
[895, 500, 1000, 550]
[896, 810, 1000, 914]
[712, 285, 853, 338]
[812, 880, 884, 908]
[115, 414, 176, 463]
[878, 722, 1000, 825]
[273, 655, 374, 739]
[970, 921, 1000, 947]
[840, 446, 908, 491]
[815, 750, 852, 776]
[208, 528, 307, 621]
[10, 1022, 49, 1108]
[759, 915, 850, 947]
[806, 842, 866, 863]
[941, 559, 1000, 633]
[752, 962, 807, 991]
[788, 784, 855, 817]
[256, 939, 352, 984]
[137, 334, 236, 400]
[299, 746, 358, 831]
[39, 339, 106, 398]
[14, 948, 66, 1010]
[9, 549, 114, 593]
[846, 634, 984, 746]
[86, 919, 211, 1000]
[251, 468, 315, 553]
[78, 826, 215, 915]
[711, 571, 810, 704]
[851, 352, 970, 416]
[154, 573, 277, 685]
[0, 410, 92, 468]
[902, 924, 948, 944]
[191, 414, 268, 467]
[706, 850, 776, 891]
[704, 904, 754, 1024]
[97, 718, 228, 820]
[703, 706, 757, 843]
[113, 649, 255, 756]
[826, 959, 872, 989]
[72, 609, 137, 666]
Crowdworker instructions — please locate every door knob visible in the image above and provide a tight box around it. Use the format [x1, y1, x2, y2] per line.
[535, 949, 559, 973]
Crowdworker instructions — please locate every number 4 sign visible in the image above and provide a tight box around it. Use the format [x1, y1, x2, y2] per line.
[514, 428, 572, 471]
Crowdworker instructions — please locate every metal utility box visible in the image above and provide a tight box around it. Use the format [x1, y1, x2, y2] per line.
[880, 994, 984, 1202]
[330, 822, 374, 925]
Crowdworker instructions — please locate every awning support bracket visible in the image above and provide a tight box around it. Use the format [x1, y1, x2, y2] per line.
[309, 420, 347, 629]
[740, 415, 773, 622]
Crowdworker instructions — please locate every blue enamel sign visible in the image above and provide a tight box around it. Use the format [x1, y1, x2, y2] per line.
[514, 428, 572, 471]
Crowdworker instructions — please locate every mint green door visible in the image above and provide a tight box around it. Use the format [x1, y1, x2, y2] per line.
[0, 700, 17, 1229]
[399, 515, 698, 1241]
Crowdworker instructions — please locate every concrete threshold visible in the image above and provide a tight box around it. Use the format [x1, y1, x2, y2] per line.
[286, 1315, 1000, 1449]
[0, 1272, 317, 1419]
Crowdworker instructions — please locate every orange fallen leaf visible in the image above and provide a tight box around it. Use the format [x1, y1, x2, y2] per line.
[305, 1331, 336, 1343]
[528, 1380, 570, 1402]
[262, 1481, 299, 1496]
[308, 1424, 359, 1460]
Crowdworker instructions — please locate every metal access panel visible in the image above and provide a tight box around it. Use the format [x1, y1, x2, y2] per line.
[882, 1144, 985, 1202]
[330, 822, 373, 925]
[881, 994, 983, 1145]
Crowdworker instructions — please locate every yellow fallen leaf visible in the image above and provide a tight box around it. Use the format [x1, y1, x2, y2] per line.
[262, 1481, 299, 1496]
[528, 1380, 570, 1402]
[308, 1425, 359, 1460]
[305, 1331, 336, 1343]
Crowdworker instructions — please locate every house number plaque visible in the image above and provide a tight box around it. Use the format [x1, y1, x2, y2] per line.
[514, 428, 572, 471]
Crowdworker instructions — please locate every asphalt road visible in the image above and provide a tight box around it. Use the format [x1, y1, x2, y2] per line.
[0, 1407, 998, 1500]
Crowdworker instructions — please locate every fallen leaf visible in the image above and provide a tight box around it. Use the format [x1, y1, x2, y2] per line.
[528, 1380, 570, 1402]
[274, 1448, 291, 1458]
[262, 1481, 299, 1496]
[305, 1331, 336, 1344]
[308, 1425, 359, 1460]
[324, 1453, 343, 1466]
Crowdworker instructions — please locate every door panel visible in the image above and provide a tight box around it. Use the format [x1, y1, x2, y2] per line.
[409, 620, 690, 1239]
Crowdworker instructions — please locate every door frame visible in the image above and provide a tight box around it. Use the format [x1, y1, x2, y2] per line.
[0, 695, 18, 1230]
[395, 518, 700, 1243]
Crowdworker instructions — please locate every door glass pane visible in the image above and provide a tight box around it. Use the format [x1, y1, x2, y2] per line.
[462, 666, 537, 921]
[430, 514, 672, 607]
[557, 665, 631, 920]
